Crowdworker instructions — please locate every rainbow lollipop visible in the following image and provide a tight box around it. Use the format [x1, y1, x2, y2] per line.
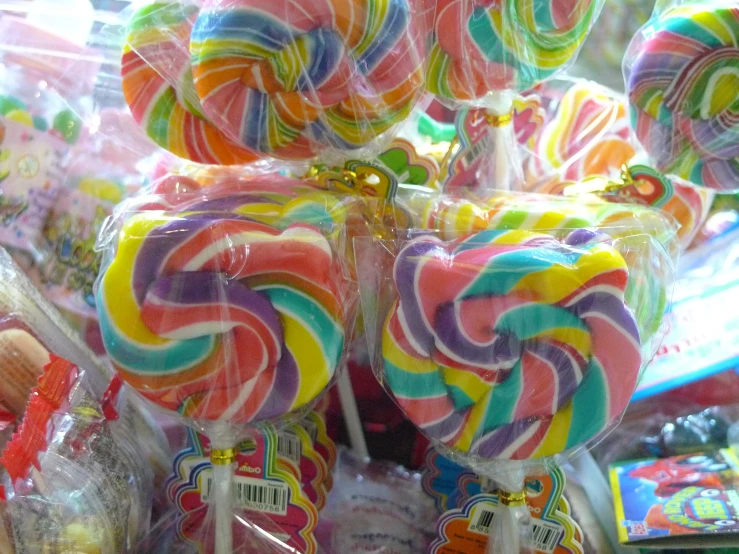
[627, 4, 739, 191]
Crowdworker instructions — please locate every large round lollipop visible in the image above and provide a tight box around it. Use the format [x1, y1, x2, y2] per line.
[122, 3, 261, 165]
[627, 4, 739, 191]
[189, 0, 425, 160]
[426, 0, 598, 100]
[382, 228, 641, 460]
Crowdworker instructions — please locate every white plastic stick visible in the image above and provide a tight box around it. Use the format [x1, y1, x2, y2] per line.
[487, 90, 518, 193]
[210, 433, 235, 554]
[337, 370, 368, 458]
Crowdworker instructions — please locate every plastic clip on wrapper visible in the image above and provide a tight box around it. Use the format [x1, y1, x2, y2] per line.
[122, 0, 427, 165]
[95, 173, 359, 553]
[426, 0, 603, 192]
[625, 0, 739, 193]
[0, 355, 153, 554]
[355, 191, 679, 553]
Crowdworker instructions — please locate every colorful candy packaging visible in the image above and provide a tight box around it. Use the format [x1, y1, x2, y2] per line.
[0, 16, 95, 259]
[354, 190, 679, 552]
[624, 0, 739, 193]
[95, 173, 360, 553]
[425, 0, 604, 192]
[121, 0, 427, 165]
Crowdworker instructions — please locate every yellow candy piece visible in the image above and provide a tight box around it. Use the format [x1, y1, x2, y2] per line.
[78, 178, 123, 204]
[5, 109, 34, 127]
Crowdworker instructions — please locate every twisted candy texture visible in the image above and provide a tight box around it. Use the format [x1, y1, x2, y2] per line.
[97, 210, 346, 425]
[122, 3, 260, 165]
[190, 0, 425, 159]
[383, 229, 641, 460]
[628, 6, 739, 191]
[426, 0, 597, 100]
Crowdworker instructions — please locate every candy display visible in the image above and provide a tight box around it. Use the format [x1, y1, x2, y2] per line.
[188, 0, 426, 160]
[626, 3, 739, 192]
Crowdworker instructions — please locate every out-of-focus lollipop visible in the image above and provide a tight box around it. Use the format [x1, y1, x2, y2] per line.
[382, 229, 642, 460]
[425, 0, 599, 100]
[189, 0, 426, 160]
[526, 80, 635, 189]
[626, 4, 739, 192]
[122, 3, 261, 165]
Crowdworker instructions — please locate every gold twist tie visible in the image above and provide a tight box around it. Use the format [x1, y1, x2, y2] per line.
[499, 490, 527, 507]
[211, 447, 236, 465]
[486, 111, 513, 127]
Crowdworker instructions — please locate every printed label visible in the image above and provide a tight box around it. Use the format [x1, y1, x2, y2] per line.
[200, 472, 290, 516]
[0, 116, 67, 252]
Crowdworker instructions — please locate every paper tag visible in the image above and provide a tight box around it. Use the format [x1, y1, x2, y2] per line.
[430, 467, 582, 554]
[377, 138, 439, 188]
[168, 427, 319, 554]
[445, 95, 544, 192]
[0, 115, 67, 253]
[422, 449, 477, 513]
[315, 160, 398, 200]
[611, 449, 739, 545]
[304, 412, 336, 493]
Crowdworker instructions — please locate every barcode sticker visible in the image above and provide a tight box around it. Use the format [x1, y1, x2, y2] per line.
[468, 507, 495, 534]
[277, 431, 302, 464]
[461, 133, 491, 167]
[467, 506, 563, 554]
[301, 419, 319, 444]
[531, 520, 563, 554]
[201, 474, 290, 516]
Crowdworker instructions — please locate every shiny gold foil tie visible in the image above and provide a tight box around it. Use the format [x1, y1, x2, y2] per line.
[210, 447, 236, 465]
[499, 489, 527, 507]
[486, 111, 514, 127]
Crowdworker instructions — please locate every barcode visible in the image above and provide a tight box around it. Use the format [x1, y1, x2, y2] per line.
[461, 134, 491, 167]
[301, 419, 319, 444]
[468, 506, 562, 553]
[469, 508, 495, 534]
[201, 475, 289, 516]
[531, 521, 562, 554]
[277, 431, 301, 464]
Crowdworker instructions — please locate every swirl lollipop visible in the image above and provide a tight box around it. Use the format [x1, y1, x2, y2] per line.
[383, 229, 641, 461]
[189, 0, 425, 160]
[122, 3, 261, 165]
[627, 4, 739, 191]
[96, 180, 350, 553]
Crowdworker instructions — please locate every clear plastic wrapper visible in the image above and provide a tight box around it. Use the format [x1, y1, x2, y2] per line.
[121, 0, 427, 164]
[96, 173, 362, 553]
[425, 0, 604, 193]
[355, 190, 679, 552]
[625, 0, 739, 192]
[0, 355, 150, 553]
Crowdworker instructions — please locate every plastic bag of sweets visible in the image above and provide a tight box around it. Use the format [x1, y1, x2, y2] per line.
[624, 0, 739, 193]
[0, 355, 148, 553]
[95, 172, 362, 553]
[424, 0, 604, 193]
[354, 191, 679, 553]
[0, 16, 96, 259]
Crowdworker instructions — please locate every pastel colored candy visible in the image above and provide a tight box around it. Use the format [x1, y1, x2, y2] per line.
[526, 80, 635, 188]
[627, 5, 739, 191]
[122, 3, 261, 165]
[96, 199, 347, 424]
[382, 229, 641, 460]
[426, 0, 597, 100]
[190, 0, 425, 160]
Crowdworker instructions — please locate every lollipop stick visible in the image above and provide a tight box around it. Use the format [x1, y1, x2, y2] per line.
[486, 466, 533, 554]
[337, 370, 369, 458]
[210, 436, 236, 554]
[485, 91, 522, 193]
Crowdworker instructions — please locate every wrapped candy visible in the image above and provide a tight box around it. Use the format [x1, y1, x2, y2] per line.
[95, 173, 359, 552]
[122, 0, 427, 164]
[355, 191, 678, 553]
[625, 1, 739, 192]
[425, 0, 603, 192]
